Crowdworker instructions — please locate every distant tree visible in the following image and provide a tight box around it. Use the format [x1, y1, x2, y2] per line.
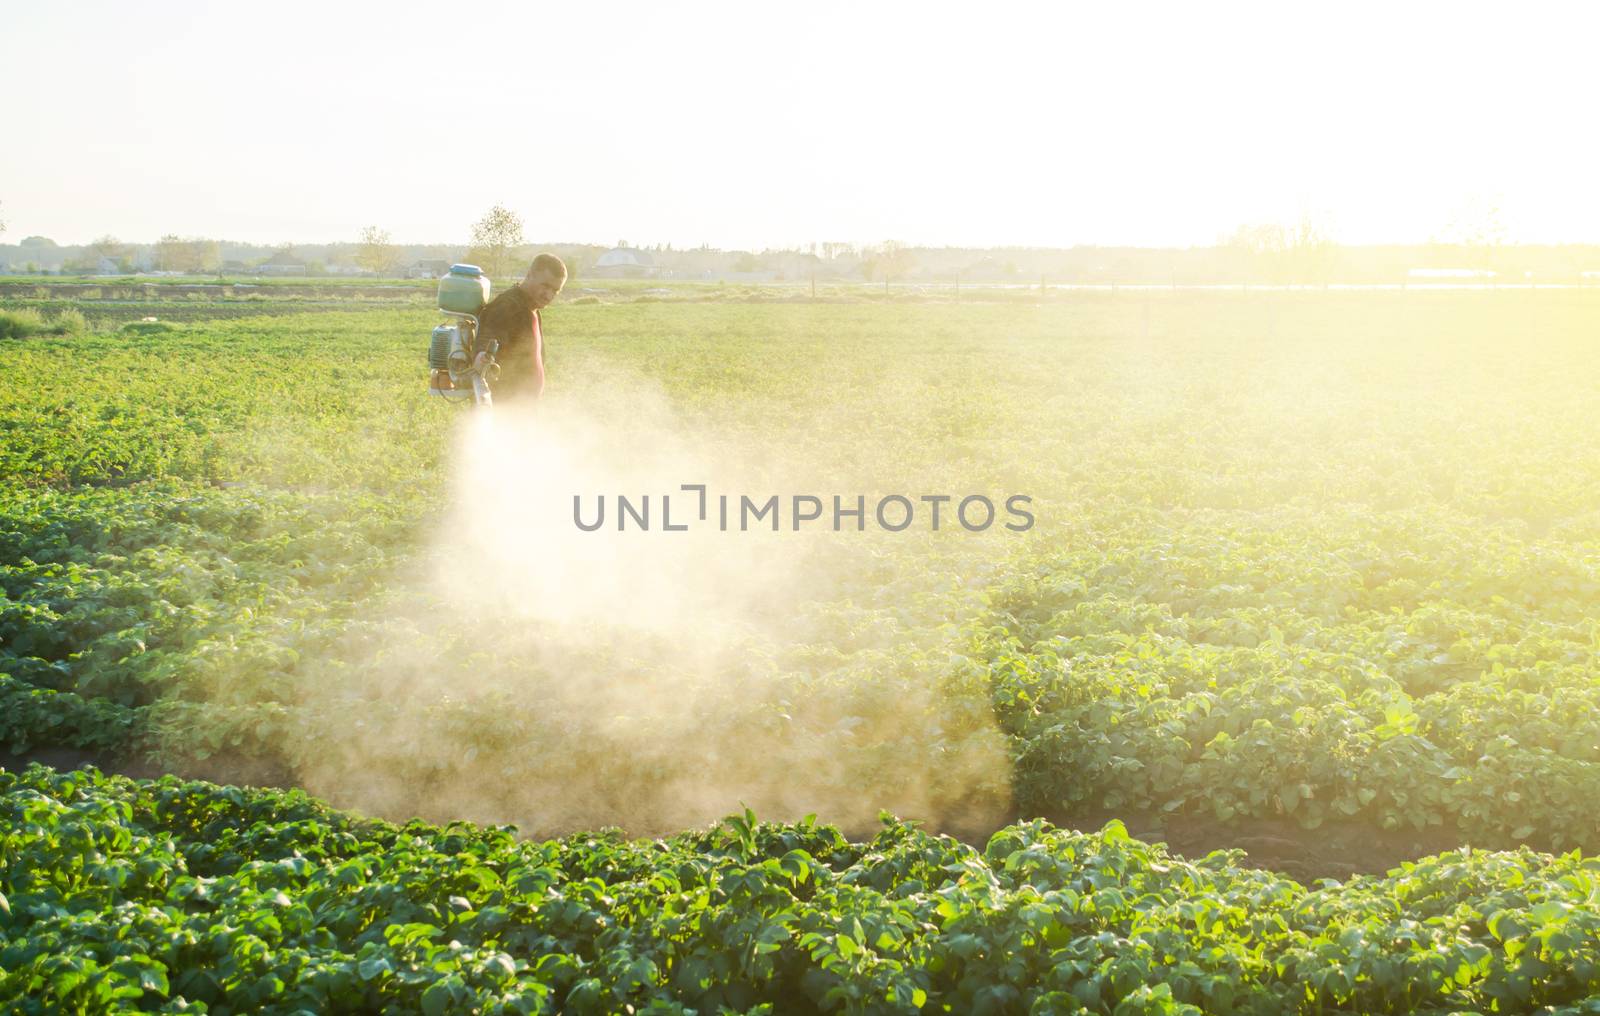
[1223, 222, 1287, 258]
[1435, 198, 1506, 249]
[863, 241, 915, 291]
[88, 234, 129, 261]
[155, 235, 190, 272]
[192, 239, 222, 274]
[1435, 197, 1508, 280]
[0, 201, 7, 240]
[1284, 213, 1335, 286]
[355, 225, 399, 276]
[1224, 217, 1334, 285]
[154, 236, 221, 274]
[155, 235, 179, 270]
[468, 205, 524, 278]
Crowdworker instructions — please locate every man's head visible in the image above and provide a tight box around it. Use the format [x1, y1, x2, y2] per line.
[519, 253, 567, 309]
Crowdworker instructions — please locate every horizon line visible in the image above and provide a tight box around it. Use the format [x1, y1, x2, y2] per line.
[10, 237, 1600, 253]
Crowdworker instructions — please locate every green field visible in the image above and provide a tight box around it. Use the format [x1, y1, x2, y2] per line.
[3, 287, 1599, 1012]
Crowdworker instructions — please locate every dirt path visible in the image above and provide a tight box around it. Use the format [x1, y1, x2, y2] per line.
[1103, 811, 1465, 883]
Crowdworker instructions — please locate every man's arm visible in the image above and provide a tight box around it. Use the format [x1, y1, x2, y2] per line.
[530, 310, 546, 397]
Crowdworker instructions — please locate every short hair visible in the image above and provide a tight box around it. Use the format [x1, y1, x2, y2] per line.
[530, 253, 567, 281]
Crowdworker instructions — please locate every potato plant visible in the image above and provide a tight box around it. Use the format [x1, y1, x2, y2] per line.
[4, 765, 1600, 1015]
[3, 288, 1600, 1006]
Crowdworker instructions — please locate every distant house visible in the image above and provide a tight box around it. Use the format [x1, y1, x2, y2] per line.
[589, 247, 658, 279]
[95, 257, 121, 275]
[257, 250, 307, 276]
[409, 259, 451, 279]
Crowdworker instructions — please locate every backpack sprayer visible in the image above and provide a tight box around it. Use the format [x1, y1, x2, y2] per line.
[427, 263, 498, 406]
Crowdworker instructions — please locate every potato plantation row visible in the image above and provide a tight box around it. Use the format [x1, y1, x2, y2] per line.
[6, 765, 1600, 1014]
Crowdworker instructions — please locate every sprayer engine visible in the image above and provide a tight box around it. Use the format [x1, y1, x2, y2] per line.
[427, 263, 498, 406]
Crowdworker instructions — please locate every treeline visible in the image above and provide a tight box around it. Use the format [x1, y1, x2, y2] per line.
[4, 235, 1599, 284]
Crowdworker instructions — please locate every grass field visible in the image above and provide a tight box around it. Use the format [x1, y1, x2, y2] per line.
[3, 286, 1599, 1012]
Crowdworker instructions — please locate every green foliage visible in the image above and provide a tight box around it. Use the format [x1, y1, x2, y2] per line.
[0, 306, 86, 340]
[119, 319, 180, 337]
[3, 291, 1596, 847]
[3, 289, 1600, 1006]
[4, 765, 1600, 1014]
[0, 674, 142, 756]
[981, 510, 1600, 849]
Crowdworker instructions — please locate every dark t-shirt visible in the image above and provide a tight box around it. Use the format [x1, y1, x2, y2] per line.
[477, 286, 543, 400]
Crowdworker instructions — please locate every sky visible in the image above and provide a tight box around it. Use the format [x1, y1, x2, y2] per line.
[3, 0, 1597, 249]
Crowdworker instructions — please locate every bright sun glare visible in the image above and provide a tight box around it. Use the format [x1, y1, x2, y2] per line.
[4, 0, 1598, 248]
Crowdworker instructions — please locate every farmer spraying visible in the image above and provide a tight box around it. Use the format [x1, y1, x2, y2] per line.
[427, 253, 567, 406]
[477, 254, 566, 403]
